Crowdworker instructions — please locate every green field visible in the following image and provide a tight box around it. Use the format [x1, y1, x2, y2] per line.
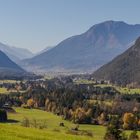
[116, 87, 140, 94]
[75, 79, 96, 84]
[75, 78, 140, 94]
[0, 108, 139, 140]
[0, 80, 21, 83]
[0, 87, 8, 94]
[0, 80, 20, 94]
[96, 84, 140, 94]
[0, 87, 25, 94]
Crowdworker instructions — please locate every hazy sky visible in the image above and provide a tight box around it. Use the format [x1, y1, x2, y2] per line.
[0, 0, 140, 53]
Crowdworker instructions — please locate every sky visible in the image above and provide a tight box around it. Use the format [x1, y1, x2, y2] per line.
[0, 0, 140, 53]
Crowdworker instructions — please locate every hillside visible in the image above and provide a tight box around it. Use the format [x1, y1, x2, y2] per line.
[0, 50, 26, 79]
[0, 42, 33, 62]
[93, 37, 140, 87]
[1, 107, 138, 140]
[0, 107, 106, 140]
[22, 21, 140, 74]
[35, 46, 55, 56]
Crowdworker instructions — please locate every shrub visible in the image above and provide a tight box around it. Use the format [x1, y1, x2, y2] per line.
[128, 131, 139, 140]
[38, 120, 47, 129]
[59, 122, 65, 127]
[32, 119, 37, 128]
[21, 117, 30, 127]
[67, 129, 93, 137]
[71, 124, 79, 131]
[21, 104, 31, 109]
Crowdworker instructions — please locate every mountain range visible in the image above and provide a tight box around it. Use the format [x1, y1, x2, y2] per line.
[21, 21, 140, 74]
[0, 50, 26, 79]
[93, 37, 140, 87]
[0, 42, 34, 63]
[35, 46, 55, 56]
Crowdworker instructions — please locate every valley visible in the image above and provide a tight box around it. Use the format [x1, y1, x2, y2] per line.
[0, 3, 140, 139]
[0, 76, 140, 139]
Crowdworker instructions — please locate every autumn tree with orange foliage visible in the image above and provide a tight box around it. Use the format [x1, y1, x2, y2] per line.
[27, 99, 35, 108]
[123, 113, 138, 130]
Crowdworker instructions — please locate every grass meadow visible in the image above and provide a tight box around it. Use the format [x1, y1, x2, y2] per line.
[0, 107, 139, 140]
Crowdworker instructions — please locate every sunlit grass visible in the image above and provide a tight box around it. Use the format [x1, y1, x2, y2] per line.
[0, 105, 140, 140]
[4, 107, 106, 140]
[0, 87, 8, 94]
[0, 80, 19, 83]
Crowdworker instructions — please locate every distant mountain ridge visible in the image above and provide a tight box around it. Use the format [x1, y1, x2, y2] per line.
[93, 37, 140, 87]
[0, 50, 27, 79]
[0, 42, 34, 62]
[22, 21, 140, 74]
[35, 46, 55, 56]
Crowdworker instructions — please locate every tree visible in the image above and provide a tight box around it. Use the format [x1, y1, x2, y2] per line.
[86, 108, 93, 118]
[27, 99, 35, 108]
[98, 112, 108, 125]
[73, 108, 87, 123]
[104, 116, 127, 140]
[123, 113, 137, 130]
[138, 119, 140, 128]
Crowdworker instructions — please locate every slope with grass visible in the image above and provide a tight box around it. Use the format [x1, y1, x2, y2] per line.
[0, 107, 139, 140]
[0, 107, 105, 140]
[94, 84, 140, 94]
[0, 88, 8, 94]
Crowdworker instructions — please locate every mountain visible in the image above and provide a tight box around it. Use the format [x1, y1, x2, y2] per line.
[35, 46, 55, 56]
[93, 37, 140, 87]
[22, 21, 140, 74]
[0, 50, 26, 79]
[0, 42, 34, 62]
